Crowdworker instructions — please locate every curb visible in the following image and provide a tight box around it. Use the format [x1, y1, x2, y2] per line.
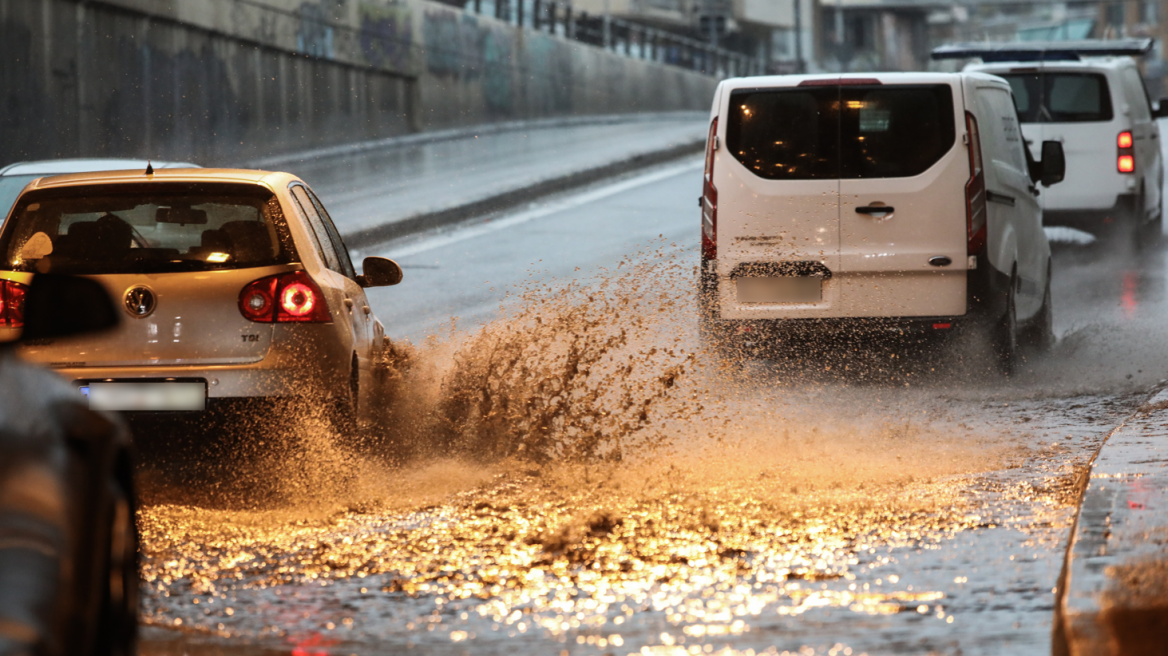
[339, 138, 704, 250]
[246, 111, 707, 169]
[1054, 386, 1168, 656]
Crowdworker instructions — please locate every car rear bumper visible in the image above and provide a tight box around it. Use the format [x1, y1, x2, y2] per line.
[1044, 193, 1140, 232]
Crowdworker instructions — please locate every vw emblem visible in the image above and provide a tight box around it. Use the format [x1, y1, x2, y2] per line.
[124, 286, 156, 318]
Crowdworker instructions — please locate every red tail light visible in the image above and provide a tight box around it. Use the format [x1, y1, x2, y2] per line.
[1118, 131, 1134, 173]
[239, 271, 330, 323]
[0, 280, 27, 328]
[964, 112, 988, 255]
[701, 117, 719, 260]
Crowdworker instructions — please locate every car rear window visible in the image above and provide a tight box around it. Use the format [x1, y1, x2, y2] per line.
[726, 84, 955, 180]
[1001, 73, 1113, 123]
[0, 183, 298, 275]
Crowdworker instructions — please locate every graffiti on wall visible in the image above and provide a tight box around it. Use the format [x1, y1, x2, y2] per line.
[359, 2, 413, 73]
[422, 10, 516, 114]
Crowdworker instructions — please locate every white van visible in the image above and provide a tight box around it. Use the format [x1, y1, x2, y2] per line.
[938, 40, 1165, 239]
[699, 73, 1066, 371]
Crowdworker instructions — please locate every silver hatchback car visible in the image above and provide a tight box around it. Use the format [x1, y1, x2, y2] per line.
[0, 168, 402, 427]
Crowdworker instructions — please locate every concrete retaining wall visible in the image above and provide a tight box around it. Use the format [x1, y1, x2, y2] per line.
[0, 0, 717, 165]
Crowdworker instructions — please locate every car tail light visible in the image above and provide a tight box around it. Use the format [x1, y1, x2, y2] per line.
[964, 112, 988, 255]
[0, 280, 27, 328]
[701, 117, 719, 260]
[239, 271, 330, 323]
[1118, 131, 1135, 173]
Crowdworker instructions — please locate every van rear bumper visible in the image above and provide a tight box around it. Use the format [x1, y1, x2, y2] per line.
[1044, 193, 1140, 232]
[711, 316, 968, 339]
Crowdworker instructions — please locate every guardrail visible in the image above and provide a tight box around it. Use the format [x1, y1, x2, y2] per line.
[464, 0, 765, 78]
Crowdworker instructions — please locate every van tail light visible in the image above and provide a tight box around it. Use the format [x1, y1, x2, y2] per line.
[701, 117, 719, 260]
[964, 112, 988, 255]
[239, 271, 331, 323]
[1118, 131, 1135, 173]
[0, 280, 27, 328]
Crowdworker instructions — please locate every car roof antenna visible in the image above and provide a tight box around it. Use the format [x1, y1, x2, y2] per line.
[145, 160, 154, 176]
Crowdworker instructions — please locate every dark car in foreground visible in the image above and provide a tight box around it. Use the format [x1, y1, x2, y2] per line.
[0, 275, 135, 656]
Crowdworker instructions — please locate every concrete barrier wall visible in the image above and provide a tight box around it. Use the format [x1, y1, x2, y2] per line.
[0, 0, 717, 165]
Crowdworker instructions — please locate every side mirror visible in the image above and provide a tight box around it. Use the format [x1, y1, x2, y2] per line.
[356, 256, 403, 288]
[20, 274, 119, 341]
[1155, 98, 1168, 119]
[1039, 140, 1066, 187]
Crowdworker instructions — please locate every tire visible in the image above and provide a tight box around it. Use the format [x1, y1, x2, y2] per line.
[1021, 261, 1054, 353]
[1138, 197, 1163, 248]
[93, 454, 138, 656]
[996, 274, 1020, 376]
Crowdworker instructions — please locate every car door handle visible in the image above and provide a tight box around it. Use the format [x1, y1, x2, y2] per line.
[343, 298, 354, 310]
[855, 205, 894, 216]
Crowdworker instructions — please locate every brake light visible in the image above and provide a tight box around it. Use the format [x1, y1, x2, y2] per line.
[701, 117, 719, 260]
[0, 280, 27, 328]
[239, 271, 330, 323]
[1118, 131, 1135, 173]
[964, 112, 988, 255]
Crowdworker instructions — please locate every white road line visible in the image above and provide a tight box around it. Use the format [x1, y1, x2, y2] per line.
[376, 158, 703, 260]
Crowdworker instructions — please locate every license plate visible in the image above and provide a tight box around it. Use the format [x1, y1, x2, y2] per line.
[81, 382, 206, 411]
[736, 276, 822, 304]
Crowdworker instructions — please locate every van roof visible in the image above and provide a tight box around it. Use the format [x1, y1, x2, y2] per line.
[966, 57, 1136, 74]
[719, 72, 965, 91]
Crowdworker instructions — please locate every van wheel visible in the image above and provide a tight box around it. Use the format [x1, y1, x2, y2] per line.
[1021, 271, 1054, 353]
[996, 276, 1020, 376]
[1138, 198, 1163, 248]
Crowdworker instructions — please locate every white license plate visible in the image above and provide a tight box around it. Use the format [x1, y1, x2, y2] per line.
[82, 382, 206, 411]
[736, 276, 822, 304]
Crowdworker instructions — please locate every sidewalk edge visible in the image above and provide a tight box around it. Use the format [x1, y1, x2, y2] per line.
[341, 138, 704, 250]
[247, 112, 707, 169]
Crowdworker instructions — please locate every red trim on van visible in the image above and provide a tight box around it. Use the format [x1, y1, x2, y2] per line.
[701, 118, 719, 260]
[964, 112, 988, 255]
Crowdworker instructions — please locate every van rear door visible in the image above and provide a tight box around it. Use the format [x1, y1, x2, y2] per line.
[717, 80, 841, 320]
[837, 78, 968, 317]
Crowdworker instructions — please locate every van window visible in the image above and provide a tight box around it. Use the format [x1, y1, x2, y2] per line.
[725, 88, 839, 180]
[726, 84, 955, 180]
[839, 85, 955, 178]
[1001, 73, 1114, 123]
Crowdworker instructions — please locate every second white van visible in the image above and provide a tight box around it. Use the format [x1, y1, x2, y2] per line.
[698, 72, 1066, 372]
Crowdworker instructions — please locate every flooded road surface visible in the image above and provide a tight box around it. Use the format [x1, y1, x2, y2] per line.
[137, 161, 1168, 655]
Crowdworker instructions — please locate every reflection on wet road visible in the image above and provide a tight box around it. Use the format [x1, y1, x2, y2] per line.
[138, 162, 1168, 655]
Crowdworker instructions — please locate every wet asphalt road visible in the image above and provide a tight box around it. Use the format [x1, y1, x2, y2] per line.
[137, 152, 1168, 655]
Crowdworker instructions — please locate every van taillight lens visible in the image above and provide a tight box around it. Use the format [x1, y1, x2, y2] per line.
[239, 271, 330, 323]
[701, 117, 719, 260]
[1118, 131, 1134, 173]
[964, 112, 987, 255]
[0, 280, 27, 328]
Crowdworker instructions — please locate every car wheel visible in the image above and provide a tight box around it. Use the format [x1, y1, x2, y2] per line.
[697, 263, 738, 359]
[1022, 268, 1054, 353]
[996, 275, 1020, 376]
[93, 455, 138, 656]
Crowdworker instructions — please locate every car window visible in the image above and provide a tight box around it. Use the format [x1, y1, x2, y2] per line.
[0, 183, 297, 275]
[838, 85, 956, 178]
[725, 87, 840, 180]
[303, 187, 356, 280]
[289, 185, 341, 272]
[1000, 73, 1113, 123]
[726, 85, 954, 180]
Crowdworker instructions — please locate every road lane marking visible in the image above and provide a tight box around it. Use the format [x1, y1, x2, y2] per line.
[376, 159, 703, 260]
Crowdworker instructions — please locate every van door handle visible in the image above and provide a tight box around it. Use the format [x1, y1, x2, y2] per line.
[986, 190, 1016, 206]
[855, 205, 894, 216]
